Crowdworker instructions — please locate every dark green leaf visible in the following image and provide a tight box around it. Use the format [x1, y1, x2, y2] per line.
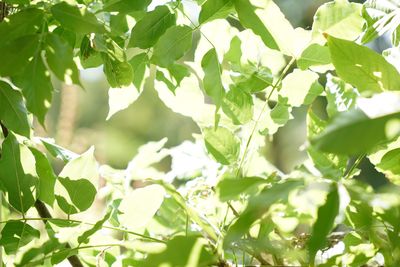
[103, 0, 152, 13]
[51, 2, 105, 34]
[312, 104, 400, 155]
[327, 35, 400, 93]
[0, 81, 30, 137]
[29, 147, 57, 206]
[0, 34, 39, 76]
[0, 8, 43, 45]
[152, 25, 193, 67]
[0, 221, 40, 254]
[128, 5, 176, 49]
[12, 52, 53, 125]
[45, 33, 81, 85]
[40, 138, 78, 163]
[308, 184, 340, 265]
[56, 177, 97, 214]
[199, 0, 234, 24]
[203, 126, 240, 165]
[0, 133, 36, 213]
[201, 48, 225, 108]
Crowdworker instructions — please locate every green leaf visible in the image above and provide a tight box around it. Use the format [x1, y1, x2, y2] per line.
[216, 177, 268, 201]
[51, 2, 105, 34]
[307, 110, 347, 179]
[235, 65, 273, 93]
[327, 35, 400, 93]
[0, 133, 36, 213]
[201, 48, 225, 108]
[152, 25, 193, 67]
[221, 86, 253, 125]
[325, 74, 357, 118]
[308, 184, 340, 265]
[59, 146, 98, 184]
[0, 34, 39, 76]
[103, 0, 152, 13]
[40, 138, 78, 163]
[29, 147, 57, 206]
[362, 0, 400, 44]
[311, 0, 364, 43]
[128, 5, 176, 49]
[129, 53, 149, 90]
[225, 179, 303, 246]
[103, 55, 134, 88]
[0, 8, 44, 45]
[78, 211, 111, 244]
[377, 148, 400, 177]
[107, 84, 142, 120]
[312, 93, 400, 155]
[56, 177, 97, 214]
[199, 0, 234, 24]
[140, 236, 215, 267]
[118, 184, 165, 230]
[270, 95, 292, 126]
[297, 43, 332, 71]
[0, 81, 30, 137]
[12, 52, 53, 125]
[0, 221, 40, 254]
[203, 126, 240, 165]
[45, 33, 81, 85]
[279, 69, 323, 107]
[232, 0, 294, 55]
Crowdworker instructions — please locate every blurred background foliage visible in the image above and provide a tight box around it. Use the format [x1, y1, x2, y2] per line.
[40, 0, 372, 173]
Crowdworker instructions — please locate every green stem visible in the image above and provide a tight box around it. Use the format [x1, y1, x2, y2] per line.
[0, 217, 166, 243]
[235, 57, 296, 178]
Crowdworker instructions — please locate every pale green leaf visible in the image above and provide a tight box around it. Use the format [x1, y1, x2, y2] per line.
[233, 0, 295, 55]
[297, 43, 332, 71]
[311, 0, 364, 43]
[216, 177, 268, 201]
[59, 146, 98, 185]
[140, 236, 215, 267]
[327, 35, 400, 93]
[279, 69, 323, 107]
[222, 86, 253, 125]
[107, 84, 142, 120]
[118, 184, 165, 230]
[203, 126, 240, 165]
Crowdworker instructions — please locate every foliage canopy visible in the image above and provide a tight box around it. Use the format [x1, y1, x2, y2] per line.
[1, 0, 400, 266]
